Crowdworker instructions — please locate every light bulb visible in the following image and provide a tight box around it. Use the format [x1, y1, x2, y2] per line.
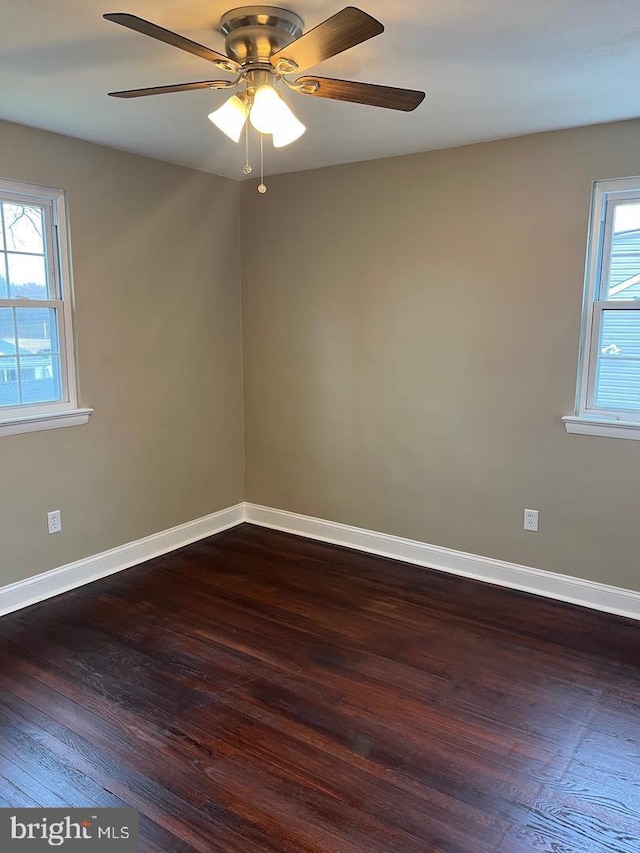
[249, 84, 282, 134]
[208, 95, 247, 142]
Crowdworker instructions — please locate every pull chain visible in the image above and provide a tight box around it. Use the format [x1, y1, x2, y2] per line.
[242, 87, 252, 175]
[258, 133, 267, 194]
[242, 121, 251, 175]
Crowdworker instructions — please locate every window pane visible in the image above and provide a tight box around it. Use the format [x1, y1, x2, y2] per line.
[2, 203, 45, 254]
[7, 252, 49, 299]
[0, 306, 17, 352]
[0, 307, 62, 407]
[0, 357, 20, 407]
[18, 354, 62, 404]
[0, 255, 8, 299]
[16, 307, 59, 355]
[0, 306, 19, 407]
[603, 202, 640, 301]
[594, 309, 640, 412]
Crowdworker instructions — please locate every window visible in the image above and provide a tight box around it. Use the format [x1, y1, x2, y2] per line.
[0, 177, 91, 436]
[564, 177, 640, 440]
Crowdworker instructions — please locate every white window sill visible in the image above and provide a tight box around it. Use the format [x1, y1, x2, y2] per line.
[0, 407, 93, 437]
[563, 415, 640, 441]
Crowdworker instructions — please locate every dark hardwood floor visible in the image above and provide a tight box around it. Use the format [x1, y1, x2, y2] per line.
[0, 524, 639, 852]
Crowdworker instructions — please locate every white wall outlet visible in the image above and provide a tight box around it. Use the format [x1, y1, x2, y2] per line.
[524, 509, 539, 532]
[47, 510, 62, 535]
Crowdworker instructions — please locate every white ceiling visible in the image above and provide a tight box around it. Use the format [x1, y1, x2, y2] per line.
[1, 1, 640, 181]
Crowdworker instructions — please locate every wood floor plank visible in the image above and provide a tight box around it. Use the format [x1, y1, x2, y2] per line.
[0, 524, 639, 851]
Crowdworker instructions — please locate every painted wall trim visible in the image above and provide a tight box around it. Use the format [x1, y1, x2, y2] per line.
[0, 503, 245, 617]
[245, 503, 640, 621]
[3, 502, 639, 622]
[563, 415, 640, 441]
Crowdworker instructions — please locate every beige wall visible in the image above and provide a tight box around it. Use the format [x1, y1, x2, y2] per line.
[3, 116, 639, 596]
[0, 121, 244, 585]
[242, 119, 640, 592]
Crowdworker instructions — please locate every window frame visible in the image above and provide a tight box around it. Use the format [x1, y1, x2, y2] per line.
[0, 177, 91, 436]
[564, 176, 640, 440]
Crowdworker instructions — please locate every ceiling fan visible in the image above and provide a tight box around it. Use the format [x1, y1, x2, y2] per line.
[104, 6, 425, 186]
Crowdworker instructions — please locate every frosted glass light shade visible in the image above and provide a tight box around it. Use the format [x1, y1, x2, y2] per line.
[249, 84, 305, 146]
[208, 95, 248, 142]
[272, 110, 305, 147]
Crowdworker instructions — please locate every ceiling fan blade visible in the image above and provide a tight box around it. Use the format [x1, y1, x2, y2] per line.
[108, 81, 234, 98]
[296, 76, 425, 111]
[270, 7, 383, 73]
[103, 13, 239, 71]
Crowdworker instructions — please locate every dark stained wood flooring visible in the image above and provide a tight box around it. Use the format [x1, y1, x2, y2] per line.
[0, 523, 639, 852]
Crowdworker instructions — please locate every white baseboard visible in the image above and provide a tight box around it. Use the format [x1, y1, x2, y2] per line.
[245, 503, 640, 621]
[0, 503, 245, 618]
[4, 501, 639, 622]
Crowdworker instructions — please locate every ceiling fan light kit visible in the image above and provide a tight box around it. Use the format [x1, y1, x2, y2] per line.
[104, 6, 426, 192]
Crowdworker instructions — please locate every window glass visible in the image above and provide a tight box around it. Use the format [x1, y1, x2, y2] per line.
[2, 203, 45, 254]
[602, 202, 640, 301]
[7, 253, 49, 299]
[594, 310, 640, 412]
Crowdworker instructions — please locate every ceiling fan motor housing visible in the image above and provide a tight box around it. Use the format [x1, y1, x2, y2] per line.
[220, 6, 303, 64]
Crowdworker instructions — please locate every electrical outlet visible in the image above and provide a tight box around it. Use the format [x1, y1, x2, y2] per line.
[523, 509, 539, 532]
[47, 510, 62, 535]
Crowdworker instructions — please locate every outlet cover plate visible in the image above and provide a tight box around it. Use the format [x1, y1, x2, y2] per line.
[47, 510, 62, 534]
